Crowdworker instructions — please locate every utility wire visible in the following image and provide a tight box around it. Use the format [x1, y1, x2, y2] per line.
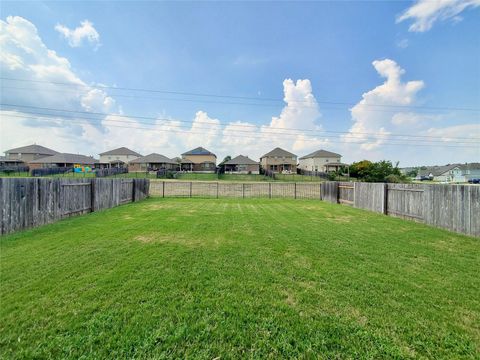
[2, 108, 478, 145]
[2, 113, 479, 149]
[2, 103, 479, 141]
[2, 77, 479, 112]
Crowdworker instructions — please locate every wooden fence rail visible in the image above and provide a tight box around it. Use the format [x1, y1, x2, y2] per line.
[0, 178, 149, 235]
[149, 180, 479, 237]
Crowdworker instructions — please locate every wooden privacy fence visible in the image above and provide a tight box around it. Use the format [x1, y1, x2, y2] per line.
[150, 180, 479, 237]
[0, 178, 149, 235]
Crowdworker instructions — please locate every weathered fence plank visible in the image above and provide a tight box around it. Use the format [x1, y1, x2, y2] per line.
[1, 178, 149, 235]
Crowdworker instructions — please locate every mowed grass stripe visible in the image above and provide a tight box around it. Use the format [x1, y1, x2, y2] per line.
[1, 198, 479, 359]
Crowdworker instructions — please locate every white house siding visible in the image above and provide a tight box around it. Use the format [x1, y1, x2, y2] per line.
[298, 157, 341, 172]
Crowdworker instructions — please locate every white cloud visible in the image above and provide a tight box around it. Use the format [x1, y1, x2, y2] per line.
[397, 0, 480, 32]
[55, 20, 100, 48]
[343, 59, 424, 150]
[2, 16, 477, 167]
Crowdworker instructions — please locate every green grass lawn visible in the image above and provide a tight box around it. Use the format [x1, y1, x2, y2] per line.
[174, 173, 219, 181]
[1, 198, 479, 359]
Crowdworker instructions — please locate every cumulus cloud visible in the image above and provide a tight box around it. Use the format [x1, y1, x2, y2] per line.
[55, 20, 100, 48]
[397, 0, 480, 32]
[343, 59, 424, 150]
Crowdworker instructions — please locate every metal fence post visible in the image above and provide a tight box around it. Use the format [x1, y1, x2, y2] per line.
[242, 183, 245, 198]
[216, 182, 219, 198]
[162, 181, 165, 198]
[269, 182, 272, 199]
[190, 182, 192, 198]
[294, 182, 297, 199]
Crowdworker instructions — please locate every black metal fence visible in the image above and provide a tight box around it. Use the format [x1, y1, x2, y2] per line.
[95, 167, 128, 178]
[31, 167, 73, 177]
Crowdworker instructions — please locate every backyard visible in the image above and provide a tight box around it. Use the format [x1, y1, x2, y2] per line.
[1, 198, 479, 358]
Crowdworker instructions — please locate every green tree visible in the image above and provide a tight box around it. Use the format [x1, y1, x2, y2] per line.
[218, 156, 232, 166]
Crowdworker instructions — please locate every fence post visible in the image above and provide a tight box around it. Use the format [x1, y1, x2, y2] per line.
[162, 181, 165, 198]
[242, 183, 245, 198]
[90, 179, 95, 212]
[383, 183, 388, 215]
[269, 182, 272, 199]
[132, 179, 136, 202]
[216, 182, 219, 199]
[319, 182, 322, 201]
[353, 182, 356, 207]
[294, 183, 297, 199]
[190, 182, 192, 198]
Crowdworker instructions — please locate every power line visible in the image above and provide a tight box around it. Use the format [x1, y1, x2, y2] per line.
[2, 76, 479, 112]
[2, 103, 479, 141]
[3, 85, 471, 115]
[2, 112, 479, 149]
[2, 108, 478, 145]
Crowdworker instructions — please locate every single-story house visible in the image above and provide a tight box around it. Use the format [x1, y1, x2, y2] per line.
[223, 155, 260, 174]
[4, 144, 58, 164]
[128, 153, 177, 172]
[99, 147, 142, 167]
[29, 153, 99, 169]
[181, 147, 217, 172]
[298, 149, 345, 172]
[260, 147, 297, 173]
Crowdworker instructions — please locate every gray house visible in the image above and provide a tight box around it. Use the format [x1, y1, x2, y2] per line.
[5, 144, 58, 164]
[128, 153, 177, 172]
[223, 155, 260, 174]
[29, 153, 99, 169]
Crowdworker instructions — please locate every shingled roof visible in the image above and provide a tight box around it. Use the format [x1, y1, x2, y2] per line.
[99, 147, 142, 157]
[299, 149, 341, 160]
[5, 144, 58, 156]
[224, 155, 259, 165]
[129, 153, 177, 164]
[260, 147, 296, 159]
[418, 164, 461, 177]
[181, 147, 216, 157]
[30, 153, 99, 164]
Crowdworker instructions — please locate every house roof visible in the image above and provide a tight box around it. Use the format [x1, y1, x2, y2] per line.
[181, 147, 216, 157]
[129, 153, 177, 164]
[30, 153, 99, 164]
[99, 147, 142, 156]
[224, 155, 259, 165]
[260, 147, 296, 159]
[5, 144, 58, 156]
[299, 149, 342, 160]
[418, 164, 460, 176]
[459, 162, 480, 171]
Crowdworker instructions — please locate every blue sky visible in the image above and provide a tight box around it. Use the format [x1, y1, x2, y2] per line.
[1, 1, 479, 166]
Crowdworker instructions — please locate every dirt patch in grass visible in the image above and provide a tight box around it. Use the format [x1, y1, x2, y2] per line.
[133, 233, 222, 248]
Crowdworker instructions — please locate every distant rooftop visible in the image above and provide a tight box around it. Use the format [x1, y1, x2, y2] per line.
[99, 147, 142, 157]
[130, 153, 177, 164]
[182, 147, 216, 157]
[260, 147, 296, 159]
[30, 153, 99, 164]
[224, 155, 259, 165]
[299, 149, 341, 160]
[5, 144, 58, 156]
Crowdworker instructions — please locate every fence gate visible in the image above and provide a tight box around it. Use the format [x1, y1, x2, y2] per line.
[60, 181, 92, 217]
[120, 180, 134, 203]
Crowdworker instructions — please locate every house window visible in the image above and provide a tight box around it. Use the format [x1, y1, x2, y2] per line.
[326, 159, 329, 162]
